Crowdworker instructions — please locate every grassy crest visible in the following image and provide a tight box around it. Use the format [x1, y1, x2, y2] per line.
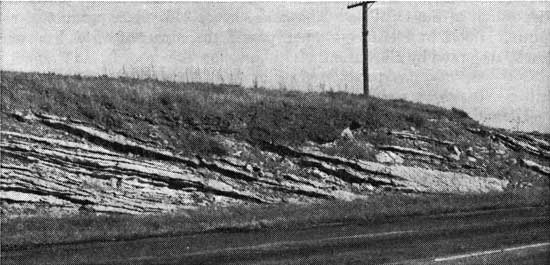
[1, 71, 478, 153]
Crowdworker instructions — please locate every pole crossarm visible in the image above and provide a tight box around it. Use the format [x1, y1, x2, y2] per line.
[347, 1, 375, 9]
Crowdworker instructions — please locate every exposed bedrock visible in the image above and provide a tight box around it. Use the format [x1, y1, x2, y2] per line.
[467, 127, 550, 159]
[1, 112, 510, 216]
[521, 159, 550, 176]
[263, 143, 508, 193]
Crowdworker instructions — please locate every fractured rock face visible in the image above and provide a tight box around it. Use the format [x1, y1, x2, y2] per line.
[340, 127, 355, 141]
[521, 159, 550, 176]
[1, 131, 322, 215]
[265, 143, 508, 193]
[0, 112, 515, 217]
[375, 151, 404, 164]
[446, 145, 462, 161]
[375, 152, 393, 164]
[493, 143, 508, 155]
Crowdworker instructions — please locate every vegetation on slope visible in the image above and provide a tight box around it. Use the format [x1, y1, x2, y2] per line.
[2, 71, 549, 248]
[3, 70, 547, 186]
[1, 71, 478, 155]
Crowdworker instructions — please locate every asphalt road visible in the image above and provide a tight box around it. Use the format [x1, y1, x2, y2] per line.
[2, 206, 549, 265]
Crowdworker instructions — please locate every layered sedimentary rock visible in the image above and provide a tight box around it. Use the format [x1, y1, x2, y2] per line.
[468, 127, 550, 159]
[0, 112, 514, 216]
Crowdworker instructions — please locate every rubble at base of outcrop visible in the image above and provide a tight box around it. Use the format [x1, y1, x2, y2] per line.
[0, 111, 537, 217]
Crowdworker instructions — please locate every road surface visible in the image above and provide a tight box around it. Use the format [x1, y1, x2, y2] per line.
[2, 206, 549, 264]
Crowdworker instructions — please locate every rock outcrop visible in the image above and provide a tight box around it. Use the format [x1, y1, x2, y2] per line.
[378, 145, 445, 160]
[375, 151, 404, 164]
[262, 143, 508, 194]
[468, 127, 550, 159]
[390, 130, 455, 146]
[521, 159, 550, 176]
[0, 112, 526, 217]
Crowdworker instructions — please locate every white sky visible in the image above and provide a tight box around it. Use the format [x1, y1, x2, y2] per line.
[1, 1, 549, 132]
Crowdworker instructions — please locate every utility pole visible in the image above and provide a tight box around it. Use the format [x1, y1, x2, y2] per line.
[347, 1, 375, 96]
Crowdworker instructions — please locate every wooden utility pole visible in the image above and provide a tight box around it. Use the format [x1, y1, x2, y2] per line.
[347, 1, 375, 96]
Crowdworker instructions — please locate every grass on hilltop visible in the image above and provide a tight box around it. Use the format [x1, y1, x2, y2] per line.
[1, 71, 479, 156]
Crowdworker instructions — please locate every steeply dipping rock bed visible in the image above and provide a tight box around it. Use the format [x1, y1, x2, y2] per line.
[5, 111, 543, 217]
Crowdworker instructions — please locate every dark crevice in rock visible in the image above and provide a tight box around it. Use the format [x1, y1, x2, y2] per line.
[1, 187, 94, 205]
[300, 158, 394, 187]
[198, 159, 258, 182]
[270, 186, 333, 199]
[520, 159, 550, 176]
[260, 142, 403, 180]
[378, 145, 445, 160]
[389, 130, 455, 146]
[39, 118, 200, 168]
[259, 142, 364, 172]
